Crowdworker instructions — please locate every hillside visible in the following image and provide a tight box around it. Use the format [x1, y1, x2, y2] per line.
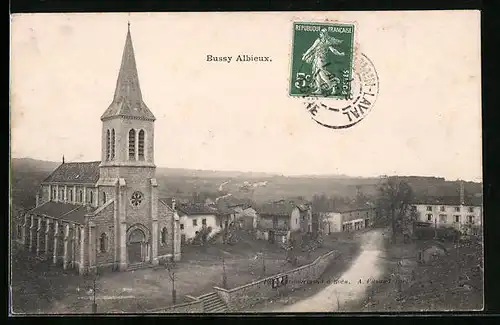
[10, 158, 482, 210]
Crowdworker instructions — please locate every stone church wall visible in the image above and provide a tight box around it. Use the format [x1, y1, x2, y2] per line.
[93, 201, 115, 268]
[157, 202, 175, 260]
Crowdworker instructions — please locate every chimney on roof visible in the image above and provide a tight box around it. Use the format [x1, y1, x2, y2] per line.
[459, 180, 465, 206]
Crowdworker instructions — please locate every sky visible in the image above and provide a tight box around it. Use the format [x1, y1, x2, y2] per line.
[10, 12, 482, 181]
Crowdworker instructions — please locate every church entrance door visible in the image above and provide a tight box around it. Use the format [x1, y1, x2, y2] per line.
[128, 228, 146, 265]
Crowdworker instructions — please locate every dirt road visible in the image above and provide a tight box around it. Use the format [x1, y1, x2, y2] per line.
[268, 229, 386, 312]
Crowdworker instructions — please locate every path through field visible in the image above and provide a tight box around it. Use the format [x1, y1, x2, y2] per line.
[269, 229, 386, 312]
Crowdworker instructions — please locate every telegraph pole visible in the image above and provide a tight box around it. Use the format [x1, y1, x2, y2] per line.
[434, 217, 438, 240]
[261, 252, 266, 277]
[222, 254, 228, 289]
[92, 272, 97, 313]
[166, 260, 177, 304]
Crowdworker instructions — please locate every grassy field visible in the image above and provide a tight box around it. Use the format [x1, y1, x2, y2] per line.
[10, 232, 345, 314]
[347, 235, 484, 312]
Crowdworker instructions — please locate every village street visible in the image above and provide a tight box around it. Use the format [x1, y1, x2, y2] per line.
[256, 228, 387, 312]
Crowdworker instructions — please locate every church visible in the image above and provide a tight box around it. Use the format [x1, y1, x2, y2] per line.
[15, 24, 182, 275]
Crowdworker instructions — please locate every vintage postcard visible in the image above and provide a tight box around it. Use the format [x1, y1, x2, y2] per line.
[9, 11, 482, 315]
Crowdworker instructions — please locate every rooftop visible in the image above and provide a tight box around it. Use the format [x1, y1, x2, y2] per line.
[411, 195, 482, 206]
[42, 161, 100, 184]
[28, 201, 95, 224]
[256, 201, 300, 217]
[176, 203, 219, 216]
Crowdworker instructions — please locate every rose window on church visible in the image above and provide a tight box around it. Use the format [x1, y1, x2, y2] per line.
[130, 191, 144, 207]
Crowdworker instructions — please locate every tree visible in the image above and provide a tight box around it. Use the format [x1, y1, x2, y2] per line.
[377, 177, 415, 244]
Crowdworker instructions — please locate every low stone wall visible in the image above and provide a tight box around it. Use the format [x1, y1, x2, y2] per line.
[214, 249, 340, 311]
[148, 295, 203, 314]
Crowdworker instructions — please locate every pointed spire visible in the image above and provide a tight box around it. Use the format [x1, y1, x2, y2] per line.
[62, 155, 65, 164]
[101, 23, 156, 121]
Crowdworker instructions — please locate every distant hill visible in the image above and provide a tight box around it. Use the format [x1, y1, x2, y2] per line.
[10, 158, 482, 210]
[11, 158, 60, 173]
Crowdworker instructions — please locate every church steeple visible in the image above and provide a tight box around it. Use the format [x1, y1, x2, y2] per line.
[101, 23, 156, 122]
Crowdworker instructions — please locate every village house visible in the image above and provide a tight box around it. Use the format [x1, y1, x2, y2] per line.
[254, 200, 311, 244]
[321, 206, 377, 234]
[412, 198, 482, 234]
[228, 203, 258, 230]
[176, 203, 223, 244]
[411, 181, 482, 235]
[12, 24, 181, 274]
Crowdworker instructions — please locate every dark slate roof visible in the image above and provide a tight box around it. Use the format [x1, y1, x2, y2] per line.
[42, 161, 100, 184]
[411, 195, 482, 206]
[338, 206, 376, 214]
[256, 201, 296, 217]
[177, 203, 219, 216]
[28, 201, 95, 224]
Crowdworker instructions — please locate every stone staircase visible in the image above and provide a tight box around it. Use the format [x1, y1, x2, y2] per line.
[198, 292, 229, 313]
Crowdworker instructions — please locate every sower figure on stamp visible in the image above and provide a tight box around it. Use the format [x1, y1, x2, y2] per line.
[302, 28, 345, 95]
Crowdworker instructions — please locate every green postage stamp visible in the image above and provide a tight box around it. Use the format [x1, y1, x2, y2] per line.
[290, 22, 355, 99]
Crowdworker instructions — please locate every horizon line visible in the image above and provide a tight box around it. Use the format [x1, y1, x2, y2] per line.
[11, 156, 483, 183]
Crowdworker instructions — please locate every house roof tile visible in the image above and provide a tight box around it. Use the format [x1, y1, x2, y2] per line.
[28, 201, 94, 224]
[42, 161, 101, 184]
[177, 203, 219, 216]
[411, 195, 482, 207]
[256, 201, 297, 217]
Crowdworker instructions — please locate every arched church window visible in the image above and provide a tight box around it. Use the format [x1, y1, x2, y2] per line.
[89, 191, 94, 204]
[161, 227, 168, 245]
[138, 130, 145, 160]
[51, 188, 56, 200]
[79, 190, 83, 203]
[128, 129, 136, 160]
[106, 129, 111, 160]
[111, 129, 116, 160]
[59, 188, 64, 201]
[68, 189, 73, 202]
[102, 192, 107, 205]
[99, 233, 108, 253]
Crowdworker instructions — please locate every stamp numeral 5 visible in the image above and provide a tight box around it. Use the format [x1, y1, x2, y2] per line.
[295, 72, 312, 89]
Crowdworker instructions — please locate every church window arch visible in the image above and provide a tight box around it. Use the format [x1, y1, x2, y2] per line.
[59, 188, 64, 200]
[17, 224, 22, 238]
[161, 227, 168, 245]
[106, 129, 111, 160]
[102, 192, 107, 205]
[138, 130, 145, 160]
[111, 129, 116, 160]
[99, 233, 108, 253]
[79, 190, 83, 203]
[89, 191, 94, 204]
[68, 189, 73, 202]
[51, 188, 56, 200]
[128, 129, 136, 160]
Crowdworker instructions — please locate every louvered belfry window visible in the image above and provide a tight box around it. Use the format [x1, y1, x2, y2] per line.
[106, 129, 111, 160]
[129, 129, 136, 160]
[111, 129, 116, 160]
[138, 130, 145, 160]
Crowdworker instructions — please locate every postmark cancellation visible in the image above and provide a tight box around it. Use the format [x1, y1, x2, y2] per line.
[289, 21, 379, 129]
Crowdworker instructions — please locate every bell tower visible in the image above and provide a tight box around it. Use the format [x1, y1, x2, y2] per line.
[97, 23, 159, 270]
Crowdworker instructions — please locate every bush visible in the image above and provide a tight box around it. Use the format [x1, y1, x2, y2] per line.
[414, 226, 460, 242]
